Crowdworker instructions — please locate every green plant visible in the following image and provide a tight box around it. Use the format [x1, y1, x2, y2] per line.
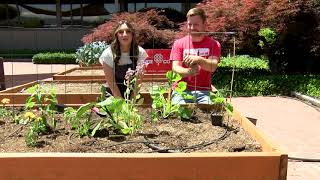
[209, 91, 233, 115]
[25, 114, 50, 147]
[75, 41, 109, 66]
[95, 64, 145, 135]
[24, 84, 59, 146]
[150, 71, 193, 121]
[70, 103, 103, 137]
[63, 107, 79, 129]
[70, 63, 145, 136]
[0, 98, 10, 119]
[258, 27, 277, 49]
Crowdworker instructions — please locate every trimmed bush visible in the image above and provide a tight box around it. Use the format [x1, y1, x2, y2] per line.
[213, 72, 320, 98]
[32, 53, 77, 64]
[0, 49, 75, 59]
[218, 55, 269, 73]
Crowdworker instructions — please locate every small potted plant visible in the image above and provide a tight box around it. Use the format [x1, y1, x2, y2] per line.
[75, 41, 109, 67]
[209, 91, 233, 126]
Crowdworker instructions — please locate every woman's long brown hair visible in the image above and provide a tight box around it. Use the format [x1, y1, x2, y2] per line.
[111, 20, 139, 66]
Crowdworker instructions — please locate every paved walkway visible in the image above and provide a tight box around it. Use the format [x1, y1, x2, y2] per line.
[3, 62, 77, 88]
[232, 97, 320, 180]
[2, 62, 320, 179]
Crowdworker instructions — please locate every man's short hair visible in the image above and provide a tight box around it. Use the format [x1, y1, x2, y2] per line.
[186, 8, 206, 22]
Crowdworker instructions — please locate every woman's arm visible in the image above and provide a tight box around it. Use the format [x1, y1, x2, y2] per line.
[102, 63, 122, 97]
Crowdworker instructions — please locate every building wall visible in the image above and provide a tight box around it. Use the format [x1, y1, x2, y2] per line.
[0, 28, 90, 50]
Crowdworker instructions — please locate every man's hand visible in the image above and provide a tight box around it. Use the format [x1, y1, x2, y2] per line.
[187, 64, 200, 76]
[183, 55, 203, 67]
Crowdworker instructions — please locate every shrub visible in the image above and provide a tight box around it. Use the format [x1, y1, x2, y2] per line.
[81, 10, 175, 49]
[213, 72, 320, 98]
[32, 53, 76, 64]
[21, 18, 44, 28]
[75, 41, 109, 66]
[261, 0, 320, 73]
[218, 55, 269, 72]
[0, 49, 75, 59]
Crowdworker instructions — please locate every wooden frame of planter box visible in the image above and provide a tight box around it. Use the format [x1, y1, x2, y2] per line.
[0, 104, 287, 180]
[0, 78, 167, 106]
[53, 66, 167, 81]
[0, 79, 106, 106]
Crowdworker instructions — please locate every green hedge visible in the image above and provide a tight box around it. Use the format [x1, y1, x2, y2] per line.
[218, 55, 270, 74]
[32, 53, 77, 64]
[0, 49, 75, 59]
[213, 72, 320, 98]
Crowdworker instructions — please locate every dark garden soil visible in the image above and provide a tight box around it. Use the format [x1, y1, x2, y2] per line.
[0, 107, 261, 153]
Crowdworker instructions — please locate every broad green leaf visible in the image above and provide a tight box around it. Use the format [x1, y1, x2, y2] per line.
[121, 128, 131, 135]
[225, 103, 234, 115]
[213, 97, 225, 104]
[91, 121, 102, 137]
[166, 71, 182, 83]
[175, 82, 187, 92]
[76, 102, 94, 119]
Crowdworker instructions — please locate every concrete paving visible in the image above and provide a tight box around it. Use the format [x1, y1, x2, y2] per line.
[232, 97, 320, 180]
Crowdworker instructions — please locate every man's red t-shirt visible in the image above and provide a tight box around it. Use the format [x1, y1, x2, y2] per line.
[170, 35, 221, 91]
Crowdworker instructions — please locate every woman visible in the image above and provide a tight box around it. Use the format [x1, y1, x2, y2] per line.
[99, 20, 148, 98]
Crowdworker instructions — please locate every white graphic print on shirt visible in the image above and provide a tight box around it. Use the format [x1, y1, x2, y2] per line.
[183, 48, 210, 58]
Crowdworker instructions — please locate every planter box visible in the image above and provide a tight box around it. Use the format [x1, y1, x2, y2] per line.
[0, 106, 287, 180]
[53, 66, 105, 81]
[0, 79, 168, 106]
[53, 67, 166, 82]
[0, 80, 106, 106]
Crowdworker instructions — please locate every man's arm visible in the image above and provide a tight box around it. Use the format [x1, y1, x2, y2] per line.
[172, 60, 199, 77]
[183, 55, 219, 72]
[198, 56, 219, 72]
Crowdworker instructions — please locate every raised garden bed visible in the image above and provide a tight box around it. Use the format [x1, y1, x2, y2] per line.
[0, 80, 167, 106]
[53, 67, 166, 81]
[0, 104, 287, 180]
[0, 80, 105, 106]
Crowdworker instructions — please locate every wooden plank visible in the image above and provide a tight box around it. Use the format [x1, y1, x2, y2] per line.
[0, 81, 37, 93]
[0, 57, 5, 90]
[54, 67, 78, 75]
[0, 153, 281, 180]
[233, 108, 281, 152]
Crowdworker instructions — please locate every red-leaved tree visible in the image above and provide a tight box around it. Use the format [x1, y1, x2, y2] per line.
[82, 10, 175, 49]
[178, 0, 265, 56]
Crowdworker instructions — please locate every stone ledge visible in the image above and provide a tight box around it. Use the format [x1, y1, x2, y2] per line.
[291, 91, 320, 108]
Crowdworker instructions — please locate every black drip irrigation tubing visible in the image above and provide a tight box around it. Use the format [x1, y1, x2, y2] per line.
[144, 128, 230, 153]
[288, 156, 320, 163]
[75, 128, 230, 153]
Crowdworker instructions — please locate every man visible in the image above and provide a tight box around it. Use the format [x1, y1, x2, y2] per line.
[170, 7, 221, 104]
